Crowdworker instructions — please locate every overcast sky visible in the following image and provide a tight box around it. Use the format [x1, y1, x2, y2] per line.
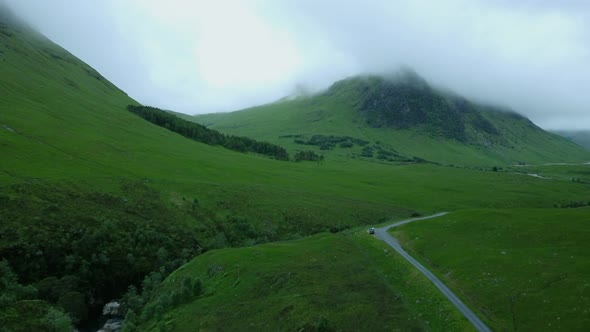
[4, 0, 590, 129]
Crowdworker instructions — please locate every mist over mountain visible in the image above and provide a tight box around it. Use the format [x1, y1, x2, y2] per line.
[553, 130, 590, 150]
[3, 0, 590, 130]
[195, 69, 590, 166]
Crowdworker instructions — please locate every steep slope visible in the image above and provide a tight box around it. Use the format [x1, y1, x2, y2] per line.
[195, 70, 590, 166]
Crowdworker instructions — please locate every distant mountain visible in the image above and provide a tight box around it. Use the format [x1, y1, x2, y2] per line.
[553, 130, 590, 150]
[328, 69, 509, 143]
[195, 69, 590, 165]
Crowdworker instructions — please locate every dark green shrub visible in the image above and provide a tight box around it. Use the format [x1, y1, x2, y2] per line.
[121, 309, 138, 332]
[140, 302, 155, 321]
[294, 150, 323, 162]
[0, 260, 38, 306]
[339, 141, 353, 148]
[361, 146, 374, 157]
[43, 307, 73, 332]
[171, 290, 183, 306]
[192, 278, 203, 297]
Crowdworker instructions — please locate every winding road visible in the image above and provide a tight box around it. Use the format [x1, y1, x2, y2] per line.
[374, 213, 492, 332]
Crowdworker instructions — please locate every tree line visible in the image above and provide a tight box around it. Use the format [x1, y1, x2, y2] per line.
[127, 105, 289, 161]
[294, 150, 324, 162]
[294, 134, 369, 150]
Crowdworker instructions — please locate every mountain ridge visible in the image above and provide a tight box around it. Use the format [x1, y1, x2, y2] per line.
[194, 71, 590, 166]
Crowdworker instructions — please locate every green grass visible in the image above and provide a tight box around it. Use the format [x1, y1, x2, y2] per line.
[1, 17, 588, 221]
[2, 14, 590, 331]
[138, 230, 474, 331]
[391, 208, 590, 331]
[507, 163, 590, 184]
[194, 78, 590, 167]
[0, 20, 408, 232]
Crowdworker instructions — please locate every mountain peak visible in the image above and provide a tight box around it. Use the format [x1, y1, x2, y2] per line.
[325, 67, 431, 100]
[322, 69, 514, 142]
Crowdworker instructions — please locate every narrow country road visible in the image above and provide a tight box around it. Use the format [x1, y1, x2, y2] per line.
[374, 213, 492, 332]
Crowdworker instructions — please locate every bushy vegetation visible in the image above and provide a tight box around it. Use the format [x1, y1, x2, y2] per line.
[119, 271, 204, 332]
[292, 135, 413, 162]
[0, 260, 37, 307]
[0, 260, 74, 331]
[294, 150, 324, 162]
[294, 134, 369, 150]
[128, 105, 289, 160]
[360, 145, 374, 157]
[356, 144, 418, 162]
[0, 181, 201, 325]
[0, 179, 406, 326]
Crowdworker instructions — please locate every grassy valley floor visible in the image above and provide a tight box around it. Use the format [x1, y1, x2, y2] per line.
[391, 208, 590, 331]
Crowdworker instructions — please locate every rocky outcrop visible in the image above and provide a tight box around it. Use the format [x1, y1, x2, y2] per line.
[97, 318, 124, 332]
[96, 301, 124, 332]
[102, 301, 122, 316]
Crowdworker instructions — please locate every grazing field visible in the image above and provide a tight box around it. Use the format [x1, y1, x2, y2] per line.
[134, 231, 473, 331]
[391, 208, 590, 331]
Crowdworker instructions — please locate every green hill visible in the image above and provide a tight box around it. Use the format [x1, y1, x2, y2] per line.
[131, 231, 473, 331]
[2, 6, 590, 331]
[195, 70, 590, 166]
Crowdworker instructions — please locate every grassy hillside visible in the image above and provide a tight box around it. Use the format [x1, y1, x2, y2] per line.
[0, 10, 432, 324]
[391, 208, 590, 331]
[2, 6, 590, 331]
[195, 72, 590, 166]
[132, 231, 473, 331]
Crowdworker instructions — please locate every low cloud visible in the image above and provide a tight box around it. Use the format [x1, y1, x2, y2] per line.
[5, 0, 590, 129]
